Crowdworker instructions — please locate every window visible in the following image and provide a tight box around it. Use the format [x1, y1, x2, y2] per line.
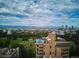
[37, 48, 43, 51]
[39, 50, 43, 51]
[50, 46, 51, 49]
[37, 52, 44, 55]
[63, 48, 68, 51]
[50, 52, 51, 55]
[61, 48, 69, 55]
[62, 55, 68, 58]
[39, 47, 43, 48]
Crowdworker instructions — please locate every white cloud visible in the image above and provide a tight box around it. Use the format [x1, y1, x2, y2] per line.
[0, 0, 79, 27]
[15, 16, 53, 27]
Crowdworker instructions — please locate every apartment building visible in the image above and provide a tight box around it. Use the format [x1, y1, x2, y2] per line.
[35, 31, 71, 58]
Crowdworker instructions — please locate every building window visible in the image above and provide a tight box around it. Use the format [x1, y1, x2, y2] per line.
[61, 48, 69, 56]
[50, 52, 51, 55]
[50, 46, 51, 49]
[39, 50, 43, 51]
[63, 48, 68, 51]
[62, 55, 68, 58]
[39, 47, 43, 48]
[37, 52, 44, 55]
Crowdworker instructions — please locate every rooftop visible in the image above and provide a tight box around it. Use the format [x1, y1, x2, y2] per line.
[56, 41, 71, 47]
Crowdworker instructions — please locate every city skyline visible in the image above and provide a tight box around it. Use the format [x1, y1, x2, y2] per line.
[0, 0, 79, 27]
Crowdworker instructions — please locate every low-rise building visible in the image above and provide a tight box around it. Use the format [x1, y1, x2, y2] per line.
[0, 47, 19, 58]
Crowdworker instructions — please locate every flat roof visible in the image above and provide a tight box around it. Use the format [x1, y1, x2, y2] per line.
[56, 41, 71, 47]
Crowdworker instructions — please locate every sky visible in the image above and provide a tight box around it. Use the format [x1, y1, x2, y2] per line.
[0, 0, 79, 27]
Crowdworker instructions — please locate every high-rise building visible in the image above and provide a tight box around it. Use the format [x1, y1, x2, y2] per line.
[35, 31, 71, 58]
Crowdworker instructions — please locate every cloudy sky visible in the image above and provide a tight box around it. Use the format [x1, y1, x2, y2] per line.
[0, 0, 79, 27]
